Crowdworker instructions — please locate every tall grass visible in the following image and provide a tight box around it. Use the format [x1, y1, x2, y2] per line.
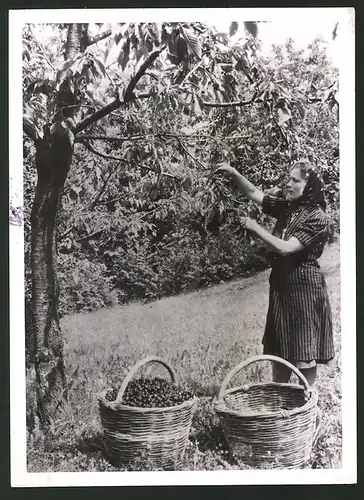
[26, 242, 341, 471]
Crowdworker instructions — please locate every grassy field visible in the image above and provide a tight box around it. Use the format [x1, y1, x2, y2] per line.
[27, 241, 341, 472]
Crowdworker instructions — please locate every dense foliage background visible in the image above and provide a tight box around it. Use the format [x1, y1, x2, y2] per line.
[23, 23, 339, 318]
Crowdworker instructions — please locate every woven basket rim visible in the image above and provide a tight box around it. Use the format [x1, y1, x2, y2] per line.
[224, 381, 310, 394]
[214, 382, 318, 419]
[98, 389, 199, 413]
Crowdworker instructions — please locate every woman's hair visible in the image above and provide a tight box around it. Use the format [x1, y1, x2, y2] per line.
[291, 160, 327, 211]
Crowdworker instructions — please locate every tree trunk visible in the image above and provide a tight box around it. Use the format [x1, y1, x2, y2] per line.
[31, 129, 73, 427]
[65, 23, 88, 59]
[29, 23, 86, 429]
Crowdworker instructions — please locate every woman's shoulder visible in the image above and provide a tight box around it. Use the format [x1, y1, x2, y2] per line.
[302, 205, 329, 226]
[305, 205, 326, 217]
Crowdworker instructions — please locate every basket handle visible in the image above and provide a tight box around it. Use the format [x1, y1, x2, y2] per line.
[116, 356, 177, 403]
[218, 354, 310, 401]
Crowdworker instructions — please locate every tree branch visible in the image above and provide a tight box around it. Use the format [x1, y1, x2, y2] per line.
[136, 162, 176, 179]
[87, 30, 112, 47]
[87, 161, 123, 211]
[75, 134, 145, 143]
[58, 224, 76, 242]
[136, 92, 153, 100]
[76, 198, 169, 242]
[224, 135, 250, 140]
[161, 132, 234, 161]
[177, 138, 208, 170]
[76, 132, 251, 149]
[138, 201, 170, 220]
[272, 116, 289, 147]
[74, 45, 166, 134]
[94, 193, 130, 206]
[180, 60, 204, 87]
[79, 140, 126, 161]
[77, 228, 104, 243]
[124, 45, 166, 101]
[77, 140, 177, 180]
[23, 119, 37, 142]
[214, 182, 247, 206]
[74, 98, 122, 134]
[59, 160, 124, 241]
[202, 91, 258, 108]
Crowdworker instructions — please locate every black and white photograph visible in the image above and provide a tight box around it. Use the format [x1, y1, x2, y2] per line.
[9, 7, 356, 486]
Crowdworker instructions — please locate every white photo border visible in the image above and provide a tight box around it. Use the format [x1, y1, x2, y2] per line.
[9, 7, 356, 487]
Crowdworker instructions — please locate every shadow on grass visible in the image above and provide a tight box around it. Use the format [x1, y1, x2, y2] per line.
[76, 431, 106, 455]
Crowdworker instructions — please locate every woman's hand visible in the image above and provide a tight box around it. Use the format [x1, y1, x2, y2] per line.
[240, 216, 258, 232]
[214, 162, 237, 177]
[214, 164, 264, 206]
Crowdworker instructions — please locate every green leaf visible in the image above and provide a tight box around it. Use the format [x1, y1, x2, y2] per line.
[94, 58, 106, 78]
[322, 88, 333, 103]
[176, 35, 188, 63]
[149, 185, 159, 201]
[118, 38, 131, 70]
[194, 94, 202, 116]
[68, 129, 75, 148]
[180, 126, 195, 135]
[24, 104, 35, 120]
[23, 116, 37, 138]
[179, 25, 202, 59]
[277, 105, 291, 126]
[229, 22, 239, 37]
[69, 185, 82, 201]
[91, 65, 100, 80]
[112, 23, 129, 36]
[151, 23, 162, 46]
[194, 121, 210, 131]
[100, 23, 111, 32]
[135, 24, 149, 58]
[59, 54, 82, 74]
[214, 89, 222, 103]
[215, 32, 229, 45]
[294, 101, 305, 119]
[95, 166, 102, 181]
[139, 37, 150, 58]
[114, 32, 123, 46]
[104, 37, 115, 62]
[182, 174, 192, 190]
[332, 22, 339, 41]
[22, 48, 30, 61]
[50, 121, 68, 136]
[244, 21, 258, 38]
[81, 65, 94, 84]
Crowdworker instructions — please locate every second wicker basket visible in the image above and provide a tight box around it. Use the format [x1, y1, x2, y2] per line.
[214, 354, 319, 469]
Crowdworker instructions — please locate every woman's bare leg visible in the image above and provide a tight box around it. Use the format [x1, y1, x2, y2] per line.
[299, 366, 317, 386]
[272, 363, 292, 383]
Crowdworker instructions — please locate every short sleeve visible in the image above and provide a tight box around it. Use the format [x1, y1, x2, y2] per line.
[291, 210, 328, 247]
[262, 195, 289, 219]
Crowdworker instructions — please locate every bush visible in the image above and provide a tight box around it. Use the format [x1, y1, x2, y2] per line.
[326, 206, 340, 244]
[58, 255, 119, 317]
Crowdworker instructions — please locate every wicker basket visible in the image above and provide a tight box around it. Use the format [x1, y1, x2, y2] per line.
[98, 356, 198, 470]
[214, 354, 320, 469]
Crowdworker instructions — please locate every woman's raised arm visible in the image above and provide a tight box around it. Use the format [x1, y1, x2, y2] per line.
[215, 163, 264, 205]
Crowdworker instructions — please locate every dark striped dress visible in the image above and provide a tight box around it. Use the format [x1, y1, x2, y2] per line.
[261, 195, 335, 365]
